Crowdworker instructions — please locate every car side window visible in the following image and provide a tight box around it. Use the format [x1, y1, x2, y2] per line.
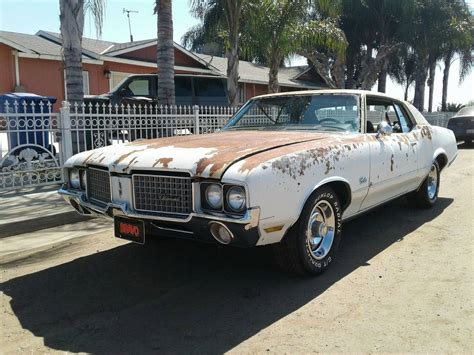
[194, 78, 226, 97]
[394, 103, 414, 133]
[366, 97, 414, 134]
[366, 100, 397, 133]
[175, 77, 192, 97]
[124, 79, 150, 96]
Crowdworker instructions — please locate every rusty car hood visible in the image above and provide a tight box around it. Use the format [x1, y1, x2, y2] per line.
[75, 130, 338, 178]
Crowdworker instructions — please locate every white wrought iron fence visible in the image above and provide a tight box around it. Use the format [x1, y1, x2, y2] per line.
[0, 100, 63, 190]
[65, 102, 239, 154]
[0, 100, 239, 191]
[422, 112, 454, 128]
[0, 98, 458, 192]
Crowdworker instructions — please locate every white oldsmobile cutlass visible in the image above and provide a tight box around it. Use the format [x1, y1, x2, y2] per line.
[59, 90, 458, 275]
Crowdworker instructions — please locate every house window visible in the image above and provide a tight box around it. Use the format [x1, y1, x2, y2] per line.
[238, 83, 246, 103]
[82, 71, 90, 95]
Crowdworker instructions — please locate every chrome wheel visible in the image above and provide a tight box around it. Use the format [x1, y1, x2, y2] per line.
[427, 164, 438, 200]
[306, 200, 335, 260]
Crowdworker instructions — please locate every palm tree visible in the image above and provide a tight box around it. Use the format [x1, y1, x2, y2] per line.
[409, 0, 450, 112]
[184, 0, 345, 94]
[155, 0, 175, 106]
[246, 0, 346, 93]
[388, 47, 417, 101]
[303, 0, 415, 90]
[59, 0, 105, 104]
[189, 1, 245, 106]
[440, 0, 473, 111]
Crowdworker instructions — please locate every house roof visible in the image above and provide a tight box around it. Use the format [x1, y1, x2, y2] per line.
[35, 31, 218, 72]
[195, 54, 325, 89]
[0, 30, 326, 89]
[0, 30, 100, 62]
[0, 30, 62, 56]
[38, 30, 115, 54]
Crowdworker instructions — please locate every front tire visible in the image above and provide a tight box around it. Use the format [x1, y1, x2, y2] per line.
[272, 186, 342, 275]
[408, 161, 440, 209]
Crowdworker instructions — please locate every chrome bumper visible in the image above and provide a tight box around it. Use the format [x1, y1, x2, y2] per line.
[58, 187, 260, 230]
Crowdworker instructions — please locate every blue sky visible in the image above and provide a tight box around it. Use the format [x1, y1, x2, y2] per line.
[0, 0, 473, 107]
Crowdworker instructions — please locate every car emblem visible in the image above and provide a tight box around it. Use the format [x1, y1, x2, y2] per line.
[158, 195, 181, 203]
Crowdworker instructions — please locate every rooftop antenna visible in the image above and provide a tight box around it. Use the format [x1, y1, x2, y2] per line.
[123, 8, 138, 42]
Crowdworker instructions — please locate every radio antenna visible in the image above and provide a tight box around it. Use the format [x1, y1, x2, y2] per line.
[123, 8, 139, 42]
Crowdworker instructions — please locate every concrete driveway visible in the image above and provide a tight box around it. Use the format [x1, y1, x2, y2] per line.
[1, 148, 472, 353]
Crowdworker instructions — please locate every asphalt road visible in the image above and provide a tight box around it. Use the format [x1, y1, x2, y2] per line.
[1, 147, 473, 354]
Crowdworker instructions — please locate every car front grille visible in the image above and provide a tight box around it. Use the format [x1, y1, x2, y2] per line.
[133, 174, 192, 217]
[87, 167, 111, 204]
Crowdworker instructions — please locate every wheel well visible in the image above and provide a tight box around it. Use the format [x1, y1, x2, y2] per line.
[435, 153, 448, 171]
[323, 181, 352, 212]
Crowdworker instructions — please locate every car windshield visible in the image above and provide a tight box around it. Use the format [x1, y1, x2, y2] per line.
[223, 94, 360, 132]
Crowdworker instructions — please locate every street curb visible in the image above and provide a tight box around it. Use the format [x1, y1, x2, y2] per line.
[0, 211, 91, 239]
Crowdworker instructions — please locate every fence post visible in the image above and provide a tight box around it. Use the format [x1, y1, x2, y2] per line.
[193, 105, 200, 135]
[59, 101, 73, 165]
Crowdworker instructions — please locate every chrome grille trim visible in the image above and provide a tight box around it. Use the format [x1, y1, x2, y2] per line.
[86, 167, 111, 204]
[132, 173, 193, 216]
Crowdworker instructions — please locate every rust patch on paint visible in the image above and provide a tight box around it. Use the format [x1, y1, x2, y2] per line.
[82, 151, 97, 165]
[239, 135, 366, 179]
[112, 150, 143, 166]
[153, 157, 173, 168]
[130, 131, 331, 177]
[420, 125, 433, 140]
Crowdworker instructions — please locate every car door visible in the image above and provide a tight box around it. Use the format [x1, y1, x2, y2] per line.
[360, 96, 419, 210]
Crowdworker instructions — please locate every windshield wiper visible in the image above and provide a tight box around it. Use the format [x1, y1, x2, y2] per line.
[256, 102, 276, 123]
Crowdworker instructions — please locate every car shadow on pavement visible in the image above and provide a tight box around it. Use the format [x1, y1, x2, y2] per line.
[1, 197, 453, 354]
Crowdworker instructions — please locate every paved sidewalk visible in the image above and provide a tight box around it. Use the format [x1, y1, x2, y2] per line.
[0, 218, 111, 264]
[0, 185, 89, 238]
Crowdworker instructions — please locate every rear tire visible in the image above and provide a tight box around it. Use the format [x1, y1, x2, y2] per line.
[272, 186, 342, 275]
[408, 161, 440, 209]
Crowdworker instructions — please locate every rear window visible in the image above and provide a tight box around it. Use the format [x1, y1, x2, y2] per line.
[126, 79, 150, 96]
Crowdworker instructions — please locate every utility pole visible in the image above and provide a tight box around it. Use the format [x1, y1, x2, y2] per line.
[123, 8, 138, 42]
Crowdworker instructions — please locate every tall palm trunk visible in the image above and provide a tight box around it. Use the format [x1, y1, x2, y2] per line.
[156, 0, 175, 106]
[404, 83, 410, 101]
[377, 64, 388, 93]
[427, 60, 436, 112]
[441, 52, 452, 112]
[268, 59, 280, 93]
[413, 55, 428, 111]
[224, 1, 241, 106]
[60, 0, 85, 105]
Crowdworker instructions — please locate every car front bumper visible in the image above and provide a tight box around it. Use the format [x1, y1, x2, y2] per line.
[58, 187, 261, 247]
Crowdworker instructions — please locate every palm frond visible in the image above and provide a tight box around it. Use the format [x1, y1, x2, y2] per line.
[84, 0, 106, 38]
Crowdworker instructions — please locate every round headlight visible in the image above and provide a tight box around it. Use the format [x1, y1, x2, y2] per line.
[205, 184, 222, 209]
[79, 170, 87, 190]
[69, 168, 80, 189]
[226, 186, 246, 212]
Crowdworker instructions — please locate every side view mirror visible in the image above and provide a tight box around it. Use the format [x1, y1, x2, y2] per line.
[376, 121, 393, 138]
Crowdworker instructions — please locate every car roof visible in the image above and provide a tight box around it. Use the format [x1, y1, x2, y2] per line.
[253, 89, 402, 101]
[454, 106, 474, 118]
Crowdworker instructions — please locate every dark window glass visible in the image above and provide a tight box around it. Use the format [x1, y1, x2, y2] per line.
[175, 77, 192, 97]
[194, 78, 226, 97]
